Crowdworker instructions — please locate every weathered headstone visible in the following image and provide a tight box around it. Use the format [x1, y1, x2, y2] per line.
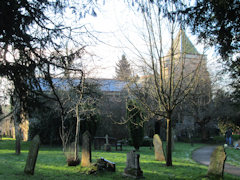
[123, 150, 144, 179]
[24, 135, 40, 175]
[104, 134, 111, 152]
[153, 134, 165, 161]
[81, 131, 91, 167]
[207, 146, 226, 179]
[97, 158, 116, 172]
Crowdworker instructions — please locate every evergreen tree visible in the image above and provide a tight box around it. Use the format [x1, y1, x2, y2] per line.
[115, 54, 132, 81]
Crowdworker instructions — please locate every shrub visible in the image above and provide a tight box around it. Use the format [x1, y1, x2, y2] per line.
[142, 138, 153, 146]
[233, 135, 240, 141]
[212, 136, 225, 144]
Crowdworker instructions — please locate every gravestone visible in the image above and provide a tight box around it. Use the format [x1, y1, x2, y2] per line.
[24, 135, 40, 175]
[123, 150, 144, 179]
[81, 131, 91, 167]
[207, 146, 226, 179]
[153, 134, 165, 161]
[104, 134, 111, 152]
[97, 158, 116, 172]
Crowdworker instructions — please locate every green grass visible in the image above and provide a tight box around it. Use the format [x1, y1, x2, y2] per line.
[225, 147, 240, 167]
[0, 138, 239, 180]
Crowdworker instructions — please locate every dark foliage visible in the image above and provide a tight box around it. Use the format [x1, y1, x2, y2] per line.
[213, 90, 240, 131]
[174, 0, 240, 58]
[127, 99, 144, 151]
[80, 113, 100, 141]
[0, 0, 97, 126]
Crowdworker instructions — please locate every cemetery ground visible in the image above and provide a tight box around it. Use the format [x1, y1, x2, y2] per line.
[0, 138, 240, 180]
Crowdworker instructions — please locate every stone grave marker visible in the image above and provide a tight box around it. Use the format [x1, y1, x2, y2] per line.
[153, 134, 165, 161]
[97, 158, 116, 172]
[207, 146, 226, 179]
[123, 150, 144, 179]
[104, 134, 111, 152]
[24, 135, 40, 175]
[81, 131, 91, 167]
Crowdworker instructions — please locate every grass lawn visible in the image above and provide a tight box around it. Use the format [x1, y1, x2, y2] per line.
[225, 147, 240, 167]
[0, 138, 239, 180]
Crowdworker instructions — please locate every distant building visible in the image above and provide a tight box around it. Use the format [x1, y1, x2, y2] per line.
[164, 29, 212, 139]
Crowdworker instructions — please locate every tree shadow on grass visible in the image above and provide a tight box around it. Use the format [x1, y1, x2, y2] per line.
[140, 162, 239, 180]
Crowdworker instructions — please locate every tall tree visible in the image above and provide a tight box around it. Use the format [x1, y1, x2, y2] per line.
[115, 54, 132, 81]
[0, 0, 95, 152]
[122, 2, 204, 166]
[129, 0, 239, 101]
[171, 0, 240, 100]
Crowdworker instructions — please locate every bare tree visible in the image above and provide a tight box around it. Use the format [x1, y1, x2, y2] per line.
[123, 2, 205, 166]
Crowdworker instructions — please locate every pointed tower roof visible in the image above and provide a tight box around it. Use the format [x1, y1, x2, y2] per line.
[167, 29, 199, 56]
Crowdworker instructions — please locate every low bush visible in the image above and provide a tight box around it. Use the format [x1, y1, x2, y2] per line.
[232, 134, 240, 141]
[142, 138, 153, 146]
[212, 136, 225, 144]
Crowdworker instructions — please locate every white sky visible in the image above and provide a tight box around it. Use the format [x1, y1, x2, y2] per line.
[75, 0, 222, 81]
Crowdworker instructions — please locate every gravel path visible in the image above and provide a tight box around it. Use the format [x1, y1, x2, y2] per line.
[192, 145, 240, 177]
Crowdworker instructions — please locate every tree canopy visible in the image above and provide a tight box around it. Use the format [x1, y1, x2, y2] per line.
[170, 0, 240, 101]
[174, 0, 240, 58]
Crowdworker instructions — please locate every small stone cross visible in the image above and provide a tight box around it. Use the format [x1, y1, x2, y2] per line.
[105, 134, 109, 144]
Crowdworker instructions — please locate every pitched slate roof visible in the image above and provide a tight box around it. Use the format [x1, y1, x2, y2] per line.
[95, 79, 127, 92]
[39, 78, 127, 92]
[167, 29, 199, 56]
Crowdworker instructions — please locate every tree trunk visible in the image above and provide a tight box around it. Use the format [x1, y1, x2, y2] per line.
[166, 117, 172, 166]
[15, 126, 21, 155]
[19, 109, 29, 142]
[74, 104, 80, 161]
[13, 103, 21, 155]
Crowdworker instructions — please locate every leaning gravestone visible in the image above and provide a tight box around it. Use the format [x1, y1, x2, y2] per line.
[207, 146, 226, 179]
[123, 150, 144, 179]
[81, 131, 91, 167]
[153, 134, 165, 161]
[24, 135, 40, 175]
